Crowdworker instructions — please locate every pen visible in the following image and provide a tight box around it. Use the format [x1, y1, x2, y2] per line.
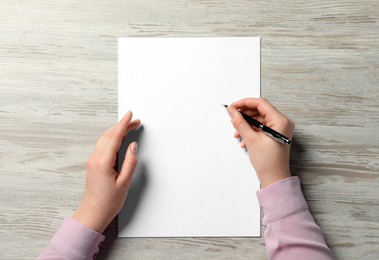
[222, 104, 292, 145]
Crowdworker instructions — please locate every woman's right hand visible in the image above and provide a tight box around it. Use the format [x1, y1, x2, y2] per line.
[226, 98, 295, 188]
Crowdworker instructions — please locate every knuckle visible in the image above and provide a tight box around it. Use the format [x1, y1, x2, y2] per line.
[106, 129, 116, 139]
[104, 126, 117, 138]
[102, 128, 112, 138]
[281, 117, 291, 127]
[290, 120, 295, 129]
[279, 117, 295, 132]
[125, 157, 138, 169]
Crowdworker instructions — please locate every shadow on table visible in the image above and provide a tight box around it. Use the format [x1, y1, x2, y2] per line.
[289, 135, 305, 179]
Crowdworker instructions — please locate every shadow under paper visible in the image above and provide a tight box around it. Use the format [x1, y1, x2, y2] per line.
[117, 126, 149, 233]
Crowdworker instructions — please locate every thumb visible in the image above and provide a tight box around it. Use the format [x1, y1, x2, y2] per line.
[227, 106, 255, 141]
[118, 142, 138, 187]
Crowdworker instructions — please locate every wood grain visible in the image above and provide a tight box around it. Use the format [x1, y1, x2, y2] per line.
[0, 0, 378, 259]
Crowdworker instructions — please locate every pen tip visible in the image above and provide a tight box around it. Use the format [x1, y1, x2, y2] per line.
[221, 104, 228, 108]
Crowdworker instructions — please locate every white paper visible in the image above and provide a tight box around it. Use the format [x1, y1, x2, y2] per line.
[118, 37, 260, 237]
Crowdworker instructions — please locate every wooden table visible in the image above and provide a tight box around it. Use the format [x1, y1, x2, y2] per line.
[1, 1, 378, 259]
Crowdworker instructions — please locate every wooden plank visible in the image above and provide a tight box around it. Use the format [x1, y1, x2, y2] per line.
[0, 0, 378, 259]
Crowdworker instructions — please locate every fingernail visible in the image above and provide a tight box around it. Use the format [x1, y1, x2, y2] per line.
[120, 111, 131, 122]
[126, 110, 132, 117]
[130, 142, 137, 153]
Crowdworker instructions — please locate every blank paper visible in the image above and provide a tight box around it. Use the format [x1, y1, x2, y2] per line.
[118, 37, 260, 237]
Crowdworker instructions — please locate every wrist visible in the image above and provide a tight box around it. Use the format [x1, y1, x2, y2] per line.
[259, 169, 291, 188]
[72, 207, 108, 234]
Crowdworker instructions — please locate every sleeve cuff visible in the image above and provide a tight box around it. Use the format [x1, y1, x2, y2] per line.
[49, 217, 105, 260]
[256, 176, 308, 224]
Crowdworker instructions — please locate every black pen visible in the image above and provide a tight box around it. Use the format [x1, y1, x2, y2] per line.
[222, 104, 292, 145]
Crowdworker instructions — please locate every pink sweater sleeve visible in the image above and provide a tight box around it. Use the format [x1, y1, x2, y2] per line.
[256, 176, 334, 260]
[38, 217, 105, 260]
[38, 177, 333, 259]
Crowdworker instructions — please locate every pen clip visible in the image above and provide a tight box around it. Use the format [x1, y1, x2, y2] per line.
[263, 131, 291, 145]
[263, 131, 285, 144]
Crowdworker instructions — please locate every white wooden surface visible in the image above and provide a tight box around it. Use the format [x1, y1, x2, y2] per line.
[1, 1, 378, 259]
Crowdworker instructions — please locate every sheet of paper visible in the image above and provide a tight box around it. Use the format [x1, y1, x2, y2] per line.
[118, 37, 260, 237]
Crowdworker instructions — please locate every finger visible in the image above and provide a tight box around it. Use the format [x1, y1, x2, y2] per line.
[104, 111, 140, 151]
[239, 109, 259, 118]
[227, 105, 255, 141]
[121, 120, 141, 144]
[96, 112, 133, 146]
[101, 112, 133, 140]
[125, 119, 141, 136]
[234, 131, 241, 139]
[240, 140, 246, 148]
[114, 111, 133, 139]
[231, 98, 282, 118]
[117, 142, 138, 188]
[96, 112, 136, 165]
[232, 98, 293, 133]
[238, 109, 266, 127]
